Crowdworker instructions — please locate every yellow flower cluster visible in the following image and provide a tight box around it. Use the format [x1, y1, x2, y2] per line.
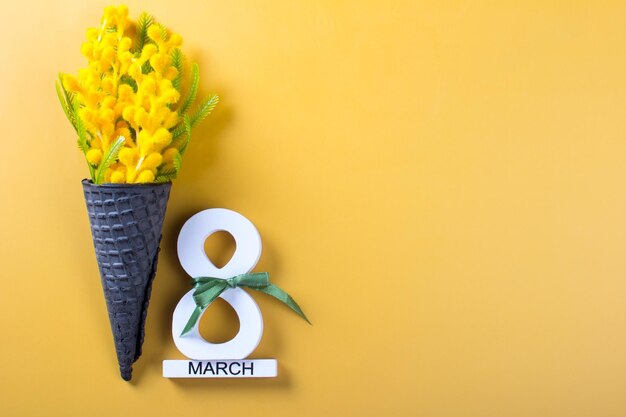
[62, 5, 186, 183]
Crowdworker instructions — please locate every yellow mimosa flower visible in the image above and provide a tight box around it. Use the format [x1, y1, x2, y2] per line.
[118, 147, 139, 167]
[168, 33, 183, 48]
[163, 111, 179, 129]
[134, 107, 149, 127]
[147, 25, 164, 44]
[152, 128, 171, 147]
[136, 169, 155, 183]
[137, 129, 155, 156]
[142, 153, 163, 170]
[62, 74, 81, 93]
[86, 149, 103, 165]
[110, 170, 126, 183]
[58, 5, 219, 184]
[141, 44, 158, 60]
[122, 106, 136, 123]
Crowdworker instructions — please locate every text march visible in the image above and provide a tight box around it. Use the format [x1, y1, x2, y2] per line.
[163, 360, 278, 378]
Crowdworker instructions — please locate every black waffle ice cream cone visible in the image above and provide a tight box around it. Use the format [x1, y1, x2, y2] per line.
[82, 179, 171, 381]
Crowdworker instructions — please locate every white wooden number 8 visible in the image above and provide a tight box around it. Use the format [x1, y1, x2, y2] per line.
[172, 208, 264, 360]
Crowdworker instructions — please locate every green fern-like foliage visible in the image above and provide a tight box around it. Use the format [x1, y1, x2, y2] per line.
[171, 93, 219, 141]
[173, 151, 183, 172]
[180, 114, 192, 155]
[56, 74, 77, 131]
[155, 168, 178, 183]
[94, 137, 125, 184]
[75, 106, 96, 180]
[120, 74, 138, 93]
[56, 83, 75, 131]
[190, 94, 220, 128]
[156, 57, 219, 180]
[135, 12, 153, 53]
[179, 63, 199, 115]
[171, 48, 184, 91]
[57, 75, 96, 180]
[169, 114, 189, 151]
[74, 101, 89, 154]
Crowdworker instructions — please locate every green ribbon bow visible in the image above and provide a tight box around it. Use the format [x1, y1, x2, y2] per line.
[181, 272, 310, 336]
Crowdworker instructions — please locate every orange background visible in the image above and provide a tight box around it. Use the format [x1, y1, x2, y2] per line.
[2, 1, 626, 416]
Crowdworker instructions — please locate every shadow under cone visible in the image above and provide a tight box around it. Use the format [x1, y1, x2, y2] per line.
[82, 180, 171, 381]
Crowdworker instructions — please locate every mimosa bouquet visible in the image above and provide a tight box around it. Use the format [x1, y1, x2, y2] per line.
[56, 5, 218, 380]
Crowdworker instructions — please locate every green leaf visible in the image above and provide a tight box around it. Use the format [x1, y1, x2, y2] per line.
[74, 101, 89, 154]
[171, 48, 184, 91]
[159, 24, 169, 41]
[135, 12, 153, 52]
[168, 114, 191, 152]
[142, 61, 153, 74]
[57, 74, 78, 130]
[179, 63, 199, 115]
[56, 81, 77, 132]
[120, 74, 138, 92]
[59, 74, 74, 108]
[155, 174, 176, 183]
[170, 122, 184, 140]
[155, 163, 178, 182]
[180, 114, 192, 155]
[157, 166, 177, 176]
[154, 155, 181, 182]
[170, 94, 219, 141]
[173, 151, 183, 173]
[190, 93, 219, 128]
[94, 137, 125, 184]
[73, 104, 95, 182]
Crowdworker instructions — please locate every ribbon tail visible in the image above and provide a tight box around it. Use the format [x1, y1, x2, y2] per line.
[256, 284, 311, 324]
[180, 305, 203, 337]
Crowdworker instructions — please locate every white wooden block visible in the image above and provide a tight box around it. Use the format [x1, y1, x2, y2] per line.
[163, 359, 278, 378]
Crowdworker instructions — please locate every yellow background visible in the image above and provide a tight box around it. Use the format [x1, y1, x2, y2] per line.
[1, 0, 626, 416]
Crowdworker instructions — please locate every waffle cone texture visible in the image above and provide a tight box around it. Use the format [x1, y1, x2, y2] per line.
[82, 179, 171, 381]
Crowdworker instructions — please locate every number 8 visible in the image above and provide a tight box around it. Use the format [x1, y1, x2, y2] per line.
[171, 209, 264, 360]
